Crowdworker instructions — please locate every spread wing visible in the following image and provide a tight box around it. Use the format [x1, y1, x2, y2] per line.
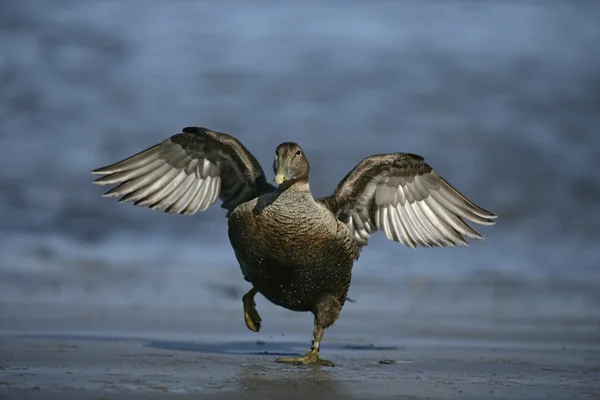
[320, 153, 497, 249]
[92, 127, 275, 216]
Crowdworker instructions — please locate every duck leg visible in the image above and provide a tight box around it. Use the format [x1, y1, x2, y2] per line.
[242, 287, 262, 332]
[276, 293, 341, 366]
[276, 326, 333, 366]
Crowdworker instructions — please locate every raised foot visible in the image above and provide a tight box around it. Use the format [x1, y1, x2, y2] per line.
[242, 292, 262, 332]
[276, 351, 335, 367]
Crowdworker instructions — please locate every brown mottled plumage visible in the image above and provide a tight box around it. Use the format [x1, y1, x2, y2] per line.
[92, 127, 497, 366]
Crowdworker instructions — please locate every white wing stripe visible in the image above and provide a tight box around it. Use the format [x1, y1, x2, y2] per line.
[185, 178, 208, 214]
[408, 201, 437, 246]
[411, 201, 451, 246]
[124, 166, 183, 204]
[426, 194, 482, 239]
[403, 200, 430, 247]
[95, 158, 164, 185]
[104, 162, 171, 198]
[200, 159, 213, 179]
[396, 204, 418, 248]
[208, 176, 222, 207]
[420, 197, 466, 246]
[132, 168, 188, 206]
[438, 185, 496, 224]
[393, 203, 412, 246]
[166, 175, 202, 214]
[199, 176, 218, 211]
[152, 172, 195, 210]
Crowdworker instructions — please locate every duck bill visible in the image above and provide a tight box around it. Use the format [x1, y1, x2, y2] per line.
[274, 164, 291, 185]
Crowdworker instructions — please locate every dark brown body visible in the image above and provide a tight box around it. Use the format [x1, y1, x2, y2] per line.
[228, 182, 359, 321]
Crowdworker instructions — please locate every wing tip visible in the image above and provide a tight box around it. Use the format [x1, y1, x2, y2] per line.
[91, 168, 106, 176]
[91, 165, 119, 176]
[92, 175, 117, 185]
[91, 144, 163, 177]
[473, 209, 498, 221]
[478, 220, 496, 226]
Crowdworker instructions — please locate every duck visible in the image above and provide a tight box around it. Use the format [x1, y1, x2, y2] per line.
[92, 126, 496, 366]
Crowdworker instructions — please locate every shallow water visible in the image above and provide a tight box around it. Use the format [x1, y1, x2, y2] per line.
[1, 1, 599, 323]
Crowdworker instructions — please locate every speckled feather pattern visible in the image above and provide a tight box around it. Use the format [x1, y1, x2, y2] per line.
[228, 182, 359, 312]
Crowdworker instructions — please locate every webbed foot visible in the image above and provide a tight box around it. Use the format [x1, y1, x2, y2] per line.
[276, 346, 334, 366]
[242, 288, 262, 332]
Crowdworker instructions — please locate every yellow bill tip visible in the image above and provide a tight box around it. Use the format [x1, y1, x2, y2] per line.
[274, 174, 286, 185]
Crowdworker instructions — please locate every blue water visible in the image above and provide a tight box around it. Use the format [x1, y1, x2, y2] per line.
[1, 1, 599, 320]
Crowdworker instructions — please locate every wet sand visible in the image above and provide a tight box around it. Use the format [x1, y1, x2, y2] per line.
[1, 297, 599, 400]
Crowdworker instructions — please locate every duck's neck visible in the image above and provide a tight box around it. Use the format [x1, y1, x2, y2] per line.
[277, 178, 312, 196]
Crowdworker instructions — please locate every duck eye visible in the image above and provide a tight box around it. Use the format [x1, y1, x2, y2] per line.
[295, 149, 301, 156]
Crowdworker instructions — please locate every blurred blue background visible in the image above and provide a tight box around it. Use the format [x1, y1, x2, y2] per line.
[1, 1, 599, 338]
